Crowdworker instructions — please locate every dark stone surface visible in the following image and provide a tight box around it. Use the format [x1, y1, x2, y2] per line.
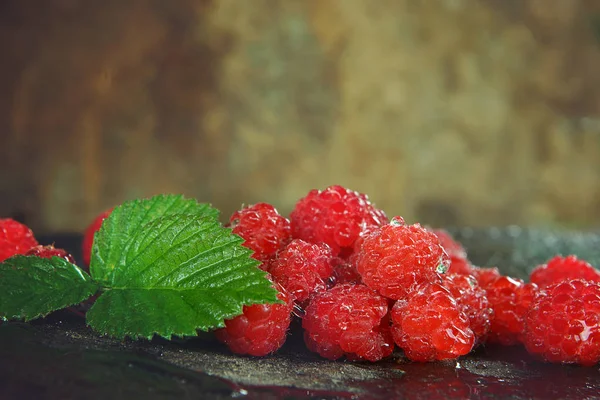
[1, 229, 600, 399]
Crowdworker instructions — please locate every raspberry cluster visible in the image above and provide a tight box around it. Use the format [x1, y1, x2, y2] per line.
[0, 219, 74, 263]
[215, 187, 600, 365]
[3, 185, 600, 366]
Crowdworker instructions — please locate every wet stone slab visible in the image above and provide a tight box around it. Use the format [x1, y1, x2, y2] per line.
[1, 228, 600, 399]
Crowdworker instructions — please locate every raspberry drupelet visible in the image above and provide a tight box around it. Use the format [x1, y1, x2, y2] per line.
[302, 283, 394, 362]
[523, 279, 600, 366]
[470, 266, 502, 288]
[354, 217, 449, 300]
[442, 274, 492, 342]
[229, 203, 291, 264]
[0, 218, 39, 262]
[82, 208, 113, 267]
[390, 283, 475, 362]
[530, 255, 600, 288]
[268, 239, 335, 304]
[290, 185, 388, 257]
[26, 245, 76, 264]
[483, 276, 538, 345]
[215, 281, 294, 357]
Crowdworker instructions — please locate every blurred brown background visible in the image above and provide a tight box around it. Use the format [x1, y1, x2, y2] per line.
[1, 0, 600, 234]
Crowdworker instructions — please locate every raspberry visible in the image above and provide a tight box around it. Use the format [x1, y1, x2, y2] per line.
[215, 281, 293, 356]
[484, 276, 538, 345]
[302, 284, 394, 362]
[229, 203, 291, 263]
[331, 260, 362, 285]
[390, 283, 475, 362]
[442, 274, 492, 341]
[26, 245, 76, 264]
[290, 185, 388, 257]
[523, 279, 600, 366]
[0, 218, 39, 262]
[431, 229, 474, 275]
[268, 239, 335, 304]
[470, 266, 502, 288]
[354, 217, 449, 300]
[530, 255, 600, 288]
[82, 209, 112, 267]
[432, 229, 467, 260]
[447, 258, 475, 275]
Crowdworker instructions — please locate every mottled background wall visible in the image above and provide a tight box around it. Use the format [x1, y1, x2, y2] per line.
[1, 0, 600, 234]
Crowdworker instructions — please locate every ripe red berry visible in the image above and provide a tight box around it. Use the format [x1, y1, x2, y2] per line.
[530, 255, 600, 288]
[431, 229, 474, 275]
[0, 218, 39, 262]
[26, 245, 76, 264]
[215, 282, 293, 357]
[290, 185, 388, 257]
[302, 284, 394, 362]
[432, 229, 467, 260]
[523, 279, 600, 366]
[268, 239, 335, 304]
[442, 274, 492, 342]
[447, 258, 475, 275]
[484, 276, 538, 345]
[390, 283, 475, 362]
[470, 266, 502, 288]
[354, 217, 449, 300]
[82, 209, 112, 267]
[331, 260, 362, 285]
[229, 203, 291, 263]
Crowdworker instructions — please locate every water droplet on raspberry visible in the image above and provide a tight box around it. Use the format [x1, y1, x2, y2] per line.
[292, 303, 306, 318]
[390, 216, 405, 226]
[436, 262, 449, 274]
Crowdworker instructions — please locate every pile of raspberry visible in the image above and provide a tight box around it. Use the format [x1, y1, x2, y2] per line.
[0, 208, 112, 267]
[0, 219, 76, 264]
[216, 185, 600, 366]
[2, 186, 600, 367]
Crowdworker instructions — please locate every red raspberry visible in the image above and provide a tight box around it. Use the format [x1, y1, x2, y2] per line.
[390, 283, 475, 362]
[432, 229, 467, 260]
[471, 266, 502, 288]
[82, 209, 112, 267]
[302, 284, 394, 362]
[268, 239, 335, 303]
[290, 185, 388, 257]
[484, 276, 538, 345]
[523, 279, 600, 366]
[215, 282, 293, 356]
[447, 258, 475, 275]
[442, 274, 492, 342]
[331, 261, 362, 285]
[0, 218, 39, 262]
[354, 217, 449, 300]
[229, 203, 291, 264]
[26, 245, 76, 264]
[431, 229, 474, 275]
[530, 255, 600, 288]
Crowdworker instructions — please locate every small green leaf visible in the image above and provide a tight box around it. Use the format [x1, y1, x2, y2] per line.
[90, 194, 219, 284]
[87, 215, 278, 339]
[0, 256, 99, 321]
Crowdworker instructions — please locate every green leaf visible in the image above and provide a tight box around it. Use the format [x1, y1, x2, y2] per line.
[87, 215, 278, 340]
[0, 256, 99, 321]
[90, 194, 219, 284]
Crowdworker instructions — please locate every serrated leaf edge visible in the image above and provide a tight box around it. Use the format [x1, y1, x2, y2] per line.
[0, 255, 100, 322]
